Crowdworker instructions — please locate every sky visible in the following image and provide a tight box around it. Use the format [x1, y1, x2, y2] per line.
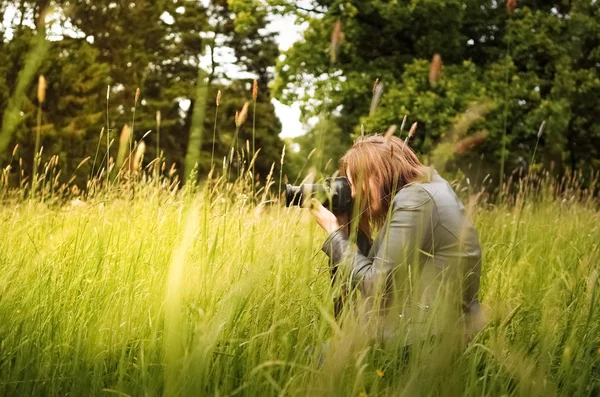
[266, 15, 308, 139]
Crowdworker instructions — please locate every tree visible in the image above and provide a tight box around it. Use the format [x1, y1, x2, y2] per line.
[0, 0, 285, 188]
[274, 0, 600, 182]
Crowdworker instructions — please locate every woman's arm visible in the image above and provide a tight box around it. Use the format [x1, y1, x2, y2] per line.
[321, 186, 435, 296]
[309, 201, 372, 256]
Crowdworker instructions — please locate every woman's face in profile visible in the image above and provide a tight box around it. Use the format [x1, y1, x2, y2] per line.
[345, 167, 381, 214]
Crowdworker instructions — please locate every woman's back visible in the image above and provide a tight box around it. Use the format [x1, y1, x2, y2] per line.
[383, 170, 482, 313]
[323, 169, 483, 344]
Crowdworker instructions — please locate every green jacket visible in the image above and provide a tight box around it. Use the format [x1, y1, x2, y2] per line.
[322, 169, 483, 344]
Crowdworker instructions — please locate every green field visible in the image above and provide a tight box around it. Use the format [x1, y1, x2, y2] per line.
[0, 173, 598, 397]
[1, 1, 600, 395]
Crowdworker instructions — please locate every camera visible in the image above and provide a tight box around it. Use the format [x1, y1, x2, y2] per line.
[285, 177, 353, 213]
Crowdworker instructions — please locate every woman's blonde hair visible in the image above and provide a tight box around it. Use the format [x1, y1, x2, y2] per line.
[340, 135, 428, 228]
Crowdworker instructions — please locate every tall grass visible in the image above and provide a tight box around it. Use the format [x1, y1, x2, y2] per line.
[0, 165, 598, 396]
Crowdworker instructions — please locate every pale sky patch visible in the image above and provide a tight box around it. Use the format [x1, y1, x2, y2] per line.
[272, 99, 304, 138]
[267, 14, 309, 138]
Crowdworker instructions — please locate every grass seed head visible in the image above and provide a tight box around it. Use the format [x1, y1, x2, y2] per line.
[156, 110, 161, 126]
[216, 90, 222, 106]
[507, 0, 517, 14]
[106, 85, 110, 100]
[454, 130, 489, 154]
[37, 75, 46, 104]
[133, 141, 146, 172]
[408, 122, 418, 138]
[400, 115, 407, 132]
[537, 120, 546, 139]
[135, 87, 140, 104]
[370, 81, 384, 115]
[119, 124, 131, 146]
[330, 20, 344, 63]
[235, 102, 250, 127]
[429, 54, 442, 87]
[252, 80, 258, 101]
[384, 124, 397, 142]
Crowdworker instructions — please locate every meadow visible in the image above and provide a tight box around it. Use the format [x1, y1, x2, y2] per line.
[1, 0, 599, 395]
[0, 168, 598, 397]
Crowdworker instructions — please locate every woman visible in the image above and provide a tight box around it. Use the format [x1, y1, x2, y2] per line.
[310, 135, 484, 346]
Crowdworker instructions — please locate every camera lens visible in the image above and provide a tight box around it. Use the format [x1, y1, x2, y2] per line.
[285, 185, 302, 207]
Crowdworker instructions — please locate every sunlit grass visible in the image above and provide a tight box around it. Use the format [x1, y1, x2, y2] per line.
[0, 174, 598, 396]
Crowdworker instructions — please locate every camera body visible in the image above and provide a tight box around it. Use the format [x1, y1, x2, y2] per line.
[285, 177, 353, 213]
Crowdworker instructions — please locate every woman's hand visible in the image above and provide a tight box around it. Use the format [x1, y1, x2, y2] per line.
[309, 199, 341, 234]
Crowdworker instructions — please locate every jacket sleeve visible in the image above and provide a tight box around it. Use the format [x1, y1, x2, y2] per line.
[321, 185, 435, 296]
[322, 228, 371, 264]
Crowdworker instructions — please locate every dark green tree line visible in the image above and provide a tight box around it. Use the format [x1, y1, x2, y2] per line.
[0, 0, 283, 187]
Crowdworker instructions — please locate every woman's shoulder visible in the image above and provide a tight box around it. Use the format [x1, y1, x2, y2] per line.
[394, 185, 434, 211]
[393, 167, 448, 210]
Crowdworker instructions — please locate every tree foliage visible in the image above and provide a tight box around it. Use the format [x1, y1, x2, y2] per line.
[275, 0, 600, 181]
[0, 0, 283, 186]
